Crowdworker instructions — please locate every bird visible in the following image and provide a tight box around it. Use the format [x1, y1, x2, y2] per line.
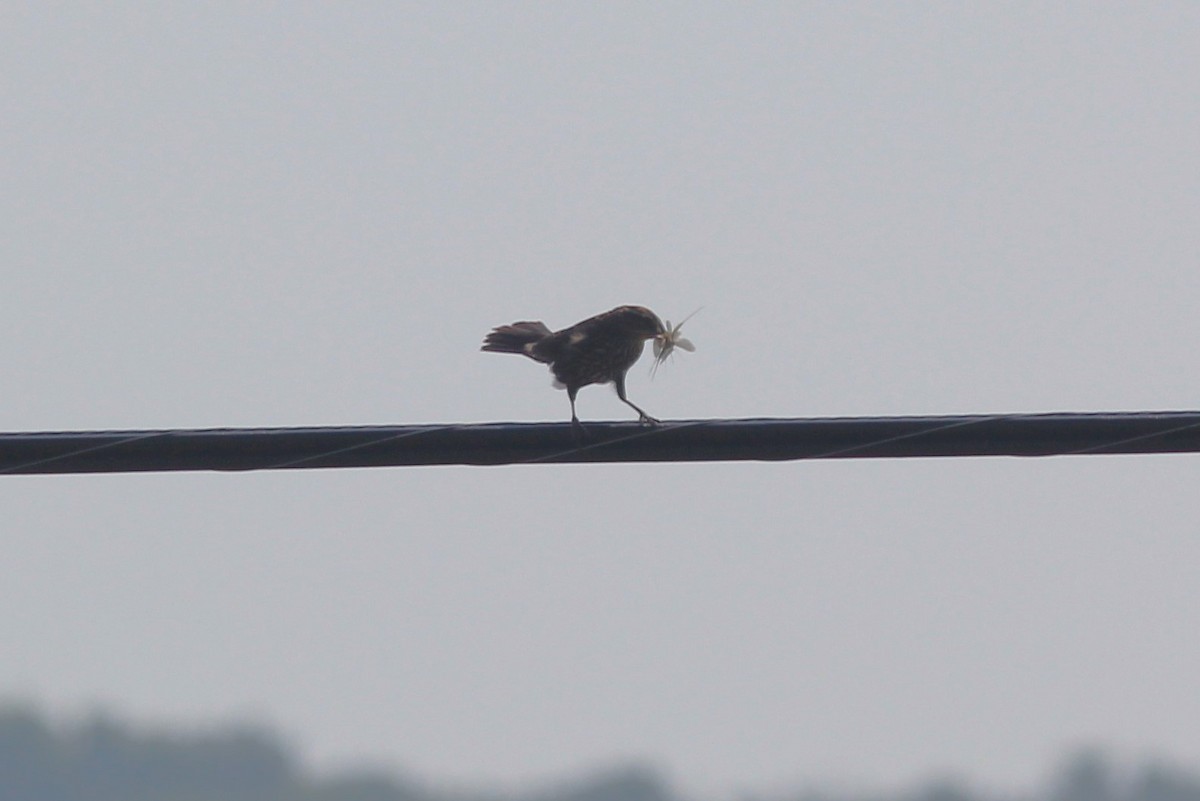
[481, 305, 667, 428]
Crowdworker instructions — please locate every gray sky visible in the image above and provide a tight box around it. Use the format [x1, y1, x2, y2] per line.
[3, 2, 1199, 795]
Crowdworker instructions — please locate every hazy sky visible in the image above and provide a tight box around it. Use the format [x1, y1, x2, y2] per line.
[3, 3, 1199, 796]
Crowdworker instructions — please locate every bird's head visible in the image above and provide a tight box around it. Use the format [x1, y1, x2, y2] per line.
[612, 305, 667, 340]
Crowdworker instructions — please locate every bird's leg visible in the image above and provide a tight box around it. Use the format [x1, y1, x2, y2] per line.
[614, 374, 659, 426]
[568, 387, 588, 441]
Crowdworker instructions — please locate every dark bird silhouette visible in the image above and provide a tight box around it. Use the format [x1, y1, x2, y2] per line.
[482, 305, 667, 428]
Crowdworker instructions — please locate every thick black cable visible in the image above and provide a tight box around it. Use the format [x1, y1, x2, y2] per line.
[2, 412, 1200, 475]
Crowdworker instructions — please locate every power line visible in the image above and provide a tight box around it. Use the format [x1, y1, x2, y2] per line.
[2, 411, 1200, 475]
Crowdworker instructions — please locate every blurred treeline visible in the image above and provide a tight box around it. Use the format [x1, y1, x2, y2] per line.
[1, 704, 1199, 801]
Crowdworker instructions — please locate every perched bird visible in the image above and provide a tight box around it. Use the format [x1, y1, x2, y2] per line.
[482, 305, 667, 427]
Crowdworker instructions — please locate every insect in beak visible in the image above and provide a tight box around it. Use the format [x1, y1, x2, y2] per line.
[651, 308, 699, 378]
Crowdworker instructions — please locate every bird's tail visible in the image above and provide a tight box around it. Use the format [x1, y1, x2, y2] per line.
[481, 321, 553, 361]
